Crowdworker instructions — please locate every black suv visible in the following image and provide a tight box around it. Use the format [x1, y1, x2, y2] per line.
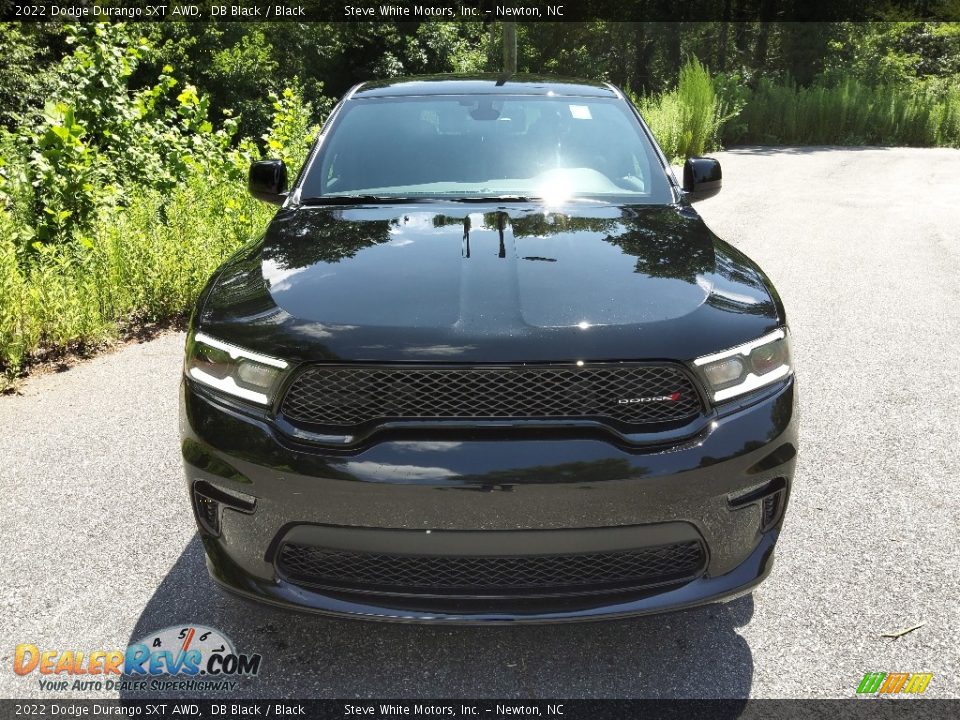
[181, 75, 797, 622]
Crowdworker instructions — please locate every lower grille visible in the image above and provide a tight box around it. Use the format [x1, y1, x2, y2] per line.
[280, 363, 704, 430]
[276, 541, 706, 596]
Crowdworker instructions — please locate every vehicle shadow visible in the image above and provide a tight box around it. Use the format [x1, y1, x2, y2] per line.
[121, 535, 754, 700]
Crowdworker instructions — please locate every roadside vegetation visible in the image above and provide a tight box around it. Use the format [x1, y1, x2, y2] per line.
[0, 25, 317, 385]
[1, 20, 958, 385]
[634, 58, 960, 159]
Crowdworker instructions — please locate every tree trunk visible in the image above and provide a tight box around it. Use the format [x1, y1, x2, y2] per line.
[717, 0, 732, 71]
[631, 22, 655, 94]
[502, 22, 517, 74]
[666, 22, 682, 81]
[754, 0, 776, 69]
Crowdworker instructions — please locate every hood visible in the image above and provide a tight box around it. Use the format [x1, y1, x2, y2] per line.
[199, 203, 783, 363]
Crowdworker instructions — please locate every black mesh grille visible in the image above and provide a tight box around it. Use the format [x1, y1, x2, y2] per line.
[280, 364, 703, 429]
[277, 541, 706, 595]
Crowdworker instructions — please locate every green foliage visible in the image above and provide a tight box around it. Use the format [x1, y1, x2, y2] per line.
[519, 22, 620, 82]
[11, 24, 247, 246]
[633, 58, 742, 162]
[823, 22, 960, 86]
[262, 85, 323, 173]
[0, 23, 315, 382]
[0, 158, 275, 382]
[81, 172, 271, 323]
[0, 24, 63, 128]
[204, 28, 280, 139]
[0, 209, 35, 372]
[632, 57, 960, 159]
[29, 103, 106, 243]
[729, 77, 960, 147]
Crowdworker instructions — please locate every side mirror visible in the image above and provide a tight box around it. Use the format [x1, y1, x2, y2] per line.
[249, 160, 288, 205]
[682, 157, 722, 202]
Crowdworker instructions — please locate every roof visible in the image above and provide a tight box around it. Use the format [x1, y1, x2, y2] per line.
[351, 74, 620, 99]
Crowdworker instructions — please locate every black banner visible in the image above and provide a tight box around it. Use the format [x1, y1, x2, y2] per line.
[2, 0, 959, 23]
[2, 700, 960, 720]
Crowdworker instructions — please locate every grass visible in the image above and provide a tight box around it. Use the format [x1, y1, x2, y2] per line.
[730, 77, 960, 147]
[634, 59, 960, 161]
[0, 172, 272, 385]
[633, 58, 736, 162]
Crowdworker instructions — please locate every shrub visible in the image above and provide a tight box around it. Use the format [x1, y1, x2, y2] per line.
[262, 84, 322, 173]
[0, 25, 326, 384]
[16, 24, 245, 246]
[0, 166, 274, 383]
[633, 58, 742, 162]
[632, 59, 960, 157]
[727, 77, 960, 147]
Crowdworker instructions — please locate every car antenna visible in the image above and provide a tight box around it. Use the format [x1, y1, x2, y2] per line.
[495, 74, 512, 87]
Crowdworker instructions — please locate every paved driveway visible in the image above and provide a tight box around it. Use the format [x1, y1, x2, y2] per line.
[2, 148, 958, 699]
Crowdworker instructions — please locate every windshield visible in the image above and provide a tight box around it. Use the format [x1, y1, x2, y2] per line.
[300, 95, 674, 203]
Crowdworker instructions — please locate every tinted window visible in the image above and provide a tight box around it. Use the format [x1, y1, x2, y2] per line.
[300, 95, 673, 203]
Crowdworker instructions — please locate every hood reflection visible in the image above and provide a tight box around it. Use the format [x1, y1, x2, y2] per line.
[202, 201, 780, 364]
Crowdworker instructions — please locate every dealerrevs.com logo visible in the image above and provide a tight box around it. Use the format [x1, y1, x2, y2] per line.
[13, 625, 261, 693]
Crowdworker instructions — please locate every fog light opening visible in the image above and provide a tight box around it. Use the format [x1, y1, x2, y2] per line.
[194, 490, 221, 536]
[761, 490, 786, 532]
[192, 480, 257, 537]
[728, 476, 787, 509]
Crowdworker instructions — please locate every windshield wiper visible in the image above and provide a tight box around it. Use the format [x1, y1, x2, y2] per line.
[449, 195, 611, 204]
[298, 194, 541, 206]
[449, 195, 536, 203]
[298, 195, 415, 206]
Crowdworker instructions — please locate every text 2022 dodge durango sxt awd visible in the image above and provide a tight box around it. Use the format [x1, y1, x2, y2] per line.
[180, 75, 797, 622]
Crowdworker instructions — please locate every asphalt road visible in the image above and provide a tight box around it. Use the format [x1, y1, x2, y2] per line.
[2, 147, 958, 700]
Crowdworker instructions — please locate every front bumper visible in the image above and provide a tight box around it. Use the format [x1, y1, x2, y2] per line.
[180, 377, 797, 623]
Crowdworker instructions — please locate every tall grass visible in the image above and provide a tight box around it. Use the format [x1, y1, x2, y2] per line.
[0, 173, 272, 378]
[635, 59, 960, 160]
[634, 58, 737, 162]
[729, 77, 960, 147]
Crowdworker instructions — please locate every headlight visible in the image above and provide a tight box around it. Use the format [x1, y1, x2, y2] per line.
[185, 332, 288, 405]
[692, 329, 792, 402]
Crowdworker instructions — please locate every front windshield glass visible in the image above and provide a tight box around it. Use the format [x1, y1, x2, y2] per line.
[300, 95, 673, 203]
